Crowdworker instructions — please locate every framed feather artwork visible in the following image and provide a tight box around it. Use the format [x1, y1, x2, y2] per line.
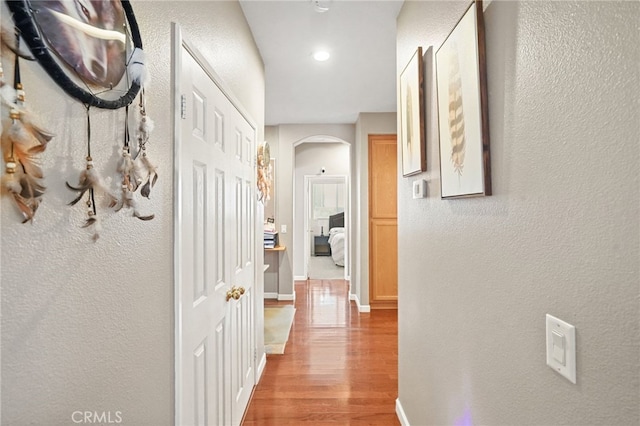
[435, 0, 491, 198]
[399, 46, 426, 177]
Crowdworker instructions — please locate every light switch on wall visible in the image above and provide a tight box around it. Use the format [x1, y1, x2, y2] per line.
[412, 179, 427, 199]
[546, 314, 576, 384]
[551, 330, 566, 365]
[281, 225, 287, 234]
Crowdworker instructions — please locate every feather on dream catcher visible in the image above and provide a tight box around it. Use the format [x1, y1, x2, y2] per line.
[0, 35, 53, 222]
[1, 0, 157, 241]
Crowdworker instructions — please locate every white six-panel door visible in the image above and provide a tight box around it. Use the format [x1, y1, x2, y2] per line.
[228, 81, 256, 424]
[175, 32, 256, 426]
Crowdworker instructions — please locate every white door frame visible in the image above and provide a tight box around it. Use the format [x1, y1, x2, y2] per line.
[172, 22, 262, 425]
[303, 175, 349, 280]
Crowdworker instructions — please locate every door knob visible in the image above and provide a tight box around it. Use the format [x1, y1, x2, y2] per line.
[226, 288, 240, 301]
[226, 286, 245, 301]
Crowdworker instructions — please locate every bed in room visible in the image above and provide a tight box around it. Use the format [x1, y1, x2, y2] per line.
[328, 212, 345, 267]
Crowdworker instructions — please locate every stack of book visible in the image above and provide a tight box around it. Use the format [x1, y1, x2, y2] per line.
[264, 230, 278, 249]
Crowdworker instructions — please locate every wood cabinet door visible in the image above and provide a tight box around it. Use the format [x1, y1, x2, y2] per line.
[368, 134, 398, 309]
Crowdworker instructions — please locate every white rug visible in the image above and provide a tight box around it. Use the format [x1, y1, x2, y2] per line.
[264, 305, 296, 354]
[308, 255, 344, 280]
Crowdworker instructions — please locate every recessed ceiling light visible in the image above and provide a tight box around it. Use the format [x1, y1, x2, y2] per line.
[313, 51, 330, 62]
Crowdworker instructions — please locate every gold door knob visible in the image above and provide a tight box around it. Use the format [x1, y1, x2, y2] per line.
[226, 286, 245, 301]
[226, 288, 240, 301]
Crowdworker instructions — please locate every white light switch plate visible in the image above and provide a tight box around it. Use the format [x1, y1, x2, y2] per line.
[546, 314, 576, 384]
[281, 225, 287, 234]
[412, 179, 427, 199]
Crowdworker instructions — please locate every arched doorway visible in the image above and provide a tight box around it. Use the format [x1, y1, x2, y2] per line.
[292, 136, 351, 283]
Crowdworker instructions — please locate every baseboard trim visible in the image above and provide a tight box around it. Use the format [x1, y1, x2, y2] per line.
[396, 398, 410, 426]
[265, 292, 296, 301]
[294, 275, 306, 281]
[278, 293, 295, 302]
[350, 294, 370, 313]
[256, 352, 267, 383]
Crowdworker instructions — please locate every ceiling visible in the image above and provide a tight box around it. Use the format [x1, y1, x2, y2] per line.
[239, 0, 404, 125]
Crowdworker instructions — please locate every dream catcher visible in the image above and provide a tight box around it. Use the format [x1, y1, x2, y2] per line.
[1, 0, 157, 240]
[257, 141, 271, 203]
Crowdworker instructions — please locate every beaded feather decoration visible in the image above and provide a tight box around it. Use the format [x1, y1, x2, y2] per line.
[66, 107, 117, 241]
[134, 89, 157, 199]
[0, 37, 54, 222]
[115, 104, 153, 220]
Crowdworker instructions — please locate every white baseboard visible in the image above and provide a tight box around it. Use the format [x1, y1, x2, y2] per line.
[350, 294, 370, 313]
[265, 292, 296, 301]
[396, 398, 410, 426]
[278, 293, 295, 302]
[256, 352, 267, 383]
[294, 275, 307, 281]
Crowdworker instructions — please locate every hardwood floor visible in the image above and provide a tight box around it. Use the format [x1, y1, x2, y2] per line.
[243, 279, 399, 425]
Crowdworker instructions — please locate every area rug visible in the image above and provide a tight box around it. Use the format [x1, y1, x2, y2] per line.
[264, 305, 296, 354]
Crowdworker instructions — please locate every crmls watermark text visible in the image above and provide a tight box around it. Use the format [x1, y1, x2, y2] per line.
[71, 411, 123, 424]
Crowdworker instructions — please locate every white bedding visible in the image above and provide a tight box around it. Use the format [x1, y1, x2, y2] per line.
[328, 227, 345, 267]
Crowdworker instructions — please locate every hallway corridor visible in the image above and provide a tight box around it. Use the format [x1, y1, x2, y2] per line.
[243, 279, 399, 425]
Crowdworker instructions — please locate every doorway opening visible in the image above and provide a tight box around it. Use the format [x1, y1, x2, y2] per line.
[304, 175, 348, 280]
[292, 137, 351, 284]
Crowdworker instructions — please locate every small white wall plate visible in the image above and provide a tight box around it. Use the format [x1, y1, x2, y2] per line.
[412, 179, 427, 199]
[546, 314, 576, 384]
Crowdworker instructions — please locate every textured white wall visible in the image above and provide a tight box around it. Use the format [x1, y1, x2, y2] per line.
[293, 143, 350, 277]
[396, 1, 639, 425]
[0, 1, 264, 424]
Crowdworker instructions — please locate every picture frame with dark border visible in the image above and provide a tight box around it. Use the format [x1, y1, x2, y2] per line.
[399, 46, 426, 177]
[435, 0, 491, 198]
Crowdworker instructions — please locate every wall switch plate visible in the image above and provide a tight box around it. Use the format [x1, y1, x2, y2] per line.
[281, 225, 287, 234]
[412, 179, 427, 199]
[546, 314, 576, 384]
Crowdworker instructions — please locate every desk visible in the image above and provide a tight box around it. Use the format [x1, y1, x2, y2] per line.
[264, 245, 285, 299]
